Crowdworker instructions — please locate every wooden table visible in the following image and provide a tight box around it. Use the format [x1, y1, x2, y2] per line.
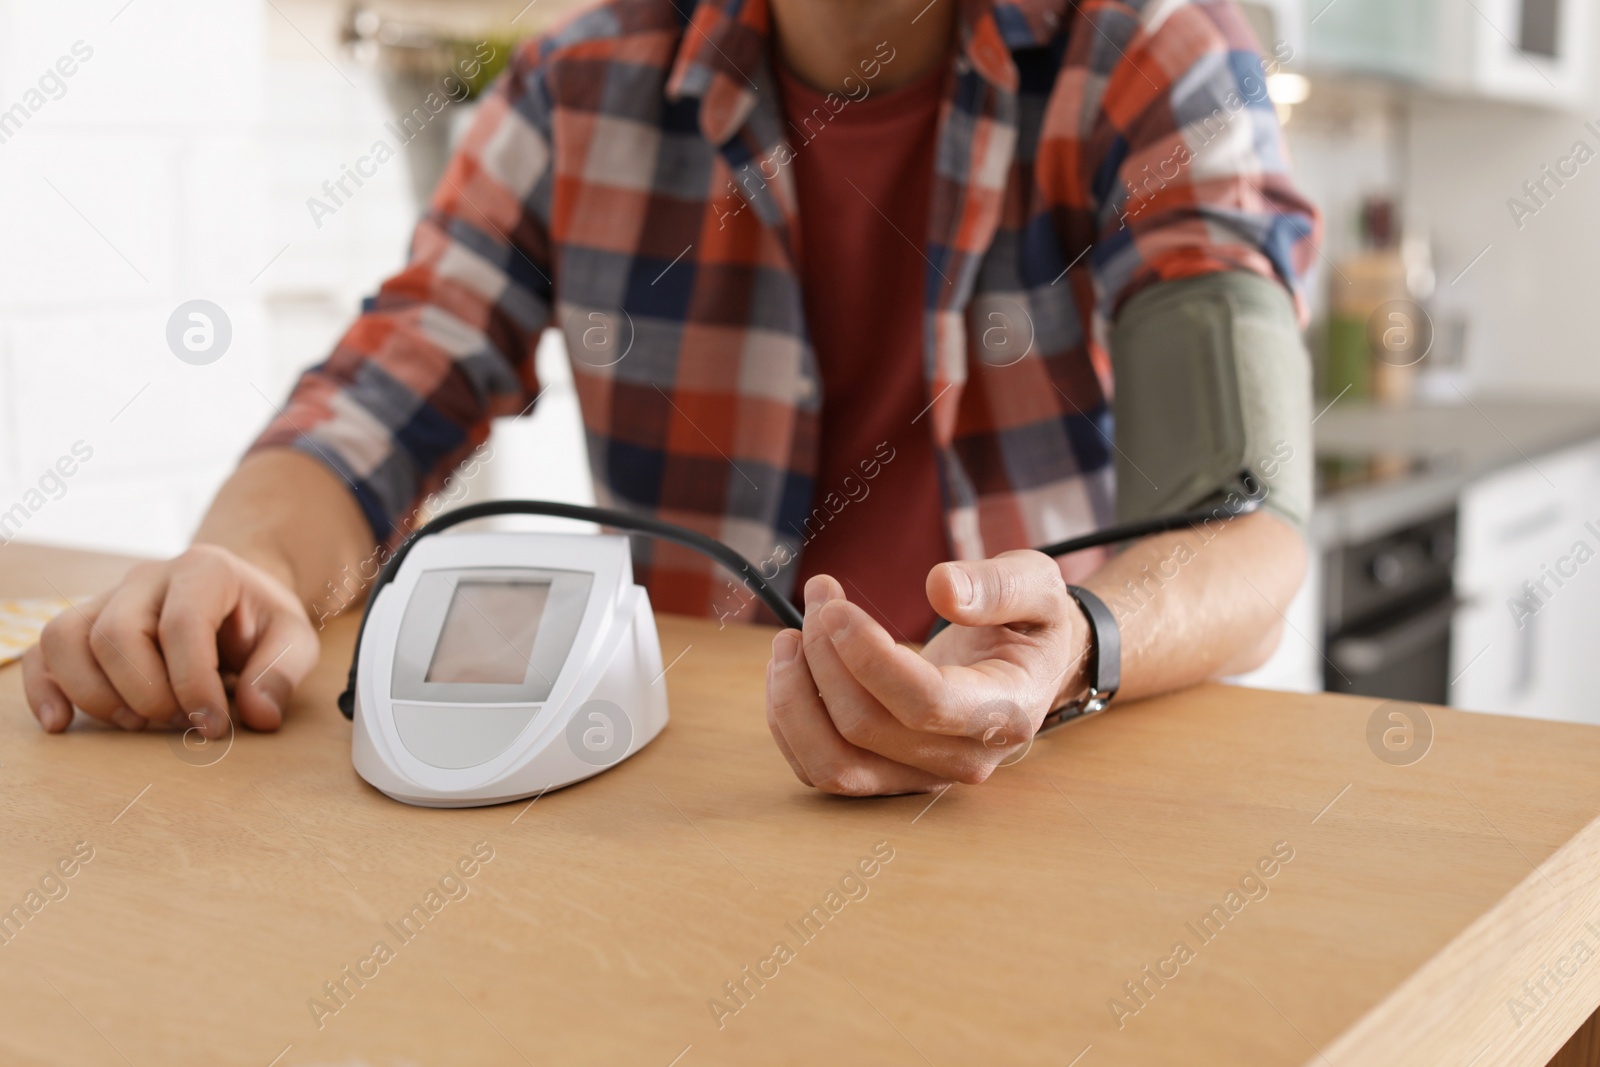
[5, 543, 1600, 1067]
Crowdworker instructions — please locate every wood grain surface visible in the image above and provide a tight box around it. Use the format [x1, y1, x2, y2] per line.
[3, 543, 1600, 1066]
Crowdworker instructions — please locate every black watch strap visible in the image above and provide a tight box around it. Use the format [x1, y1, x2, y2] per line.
[1037, 584, 1121, 735]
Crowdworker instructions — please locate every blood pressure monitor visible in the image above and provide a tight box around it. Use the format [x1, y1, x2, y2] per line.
[339, 494, 1259, 810]
[350, 530, 668, 807]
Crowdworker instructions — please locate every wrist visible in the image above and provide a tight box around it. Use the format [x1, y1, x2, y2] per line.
[1052, 584, 1121, 716]
[195, 535, 301, 603]
[1055, 592, 1093, 708]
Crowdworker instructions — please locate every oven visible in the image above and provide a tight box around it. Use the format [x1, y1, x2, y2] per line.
[1322, 509, 1458, 705]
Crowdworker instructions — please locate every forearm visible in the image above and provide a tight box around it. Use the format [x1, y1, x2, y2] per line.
[1077, 510, 1306, 702]
[192, 449, 375, 615]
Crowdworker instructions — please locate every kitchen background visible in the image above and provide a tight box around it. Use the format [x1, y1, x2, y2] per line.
[2, 0, 1598, 723]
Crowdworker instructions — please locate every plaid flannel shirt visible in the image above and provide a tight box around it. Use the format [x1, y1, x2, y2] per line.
[251, 0, 1319, 621]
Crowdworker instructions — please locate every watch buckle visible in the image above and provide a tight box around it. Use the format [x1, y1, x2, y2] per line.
[1036, 686, 1113, 736]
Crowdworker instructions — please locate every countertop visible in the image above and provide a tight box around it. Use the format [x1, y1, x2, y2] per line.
[7, 543, 1600, 1066]
[1312, 394, 1600, 547]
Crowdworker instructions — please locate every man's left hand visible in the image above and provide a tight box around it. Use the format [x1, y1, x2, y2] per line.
[765, 551, 1090, 796]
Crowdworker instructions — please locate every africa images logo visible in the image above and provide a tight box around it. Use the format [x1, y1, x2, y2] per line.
[166, 300, 232, 365]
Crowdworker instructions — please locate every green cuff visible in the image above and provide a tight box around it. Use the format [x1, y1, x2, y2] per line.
[1109, 271, 1313, 534]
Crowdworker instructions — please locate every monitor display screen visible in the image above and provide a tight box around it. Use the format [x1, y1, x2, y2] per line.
[425, 579, 552, 685]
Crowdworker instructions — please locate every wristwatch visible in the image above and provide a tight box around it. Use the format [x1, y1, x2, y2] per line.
[1037, 584, 1121, 735]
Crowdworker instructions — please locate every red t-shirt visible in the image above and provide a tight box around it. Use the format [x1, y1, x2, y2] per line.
[778, 58, 949, 641]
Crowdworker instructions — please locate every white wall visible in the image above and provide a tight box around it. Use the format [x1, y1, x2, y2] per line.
[0, 0, 271, 553]
[1403, 87, 1600, 397]
[0, 0, 590, 558]
[1382, 0, 1600, 399]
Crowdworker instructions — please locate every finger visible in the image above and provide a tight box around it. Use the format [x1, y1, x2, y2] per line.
[767, 628, 946, 796]
[233, 610, 319, 731]
[765, 644, 812, 787]
[810, 572, 964, 732]
[157, 550, 243, 738]
[89, 564, 183, 724]
[817, 594, 1031, 748]
[37, 596, 141, 729]
[927, 550, 1070, 629]
[802, 577, 1000, 781]
[21, 643, 73, 732]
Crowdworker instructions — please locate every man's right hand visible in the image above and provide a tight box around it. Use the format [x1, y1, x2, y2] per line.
[22, 544, 320, 738]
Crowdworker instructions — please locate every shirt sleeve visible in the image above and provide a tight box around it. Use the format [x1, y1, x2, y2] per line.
[247, 41, 557, 545]
[1081, 1, 1321, 325]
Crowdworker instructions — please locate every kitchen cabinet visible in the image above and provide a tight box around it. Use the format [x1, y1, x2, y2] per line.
[1429, 0, 1590, 107]
[1451, 440, 1600, 723]
[1297, 0, 1438, 83]
[1248, 0, 1589, 108]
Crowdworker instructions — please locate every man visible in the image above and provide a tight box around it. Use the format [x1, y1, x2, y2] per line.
[23, 0, 1319, 796]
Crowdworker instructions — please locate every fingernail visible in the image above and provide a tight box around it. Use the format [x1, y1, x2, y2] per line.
[258, 691, 281, 719]
[38, 701, 66, 732]
[803, 579, 821, 616]
[773, 630, 798, 667]
[198, 706, 225, 736]
[112, 707, 146, 732]
[822, 601, 850, 640]
[950, 566, 974, 607]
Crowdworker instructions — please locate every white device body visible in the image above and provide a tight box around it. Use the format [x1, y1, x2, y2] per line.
[351, 531, 668, 807]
